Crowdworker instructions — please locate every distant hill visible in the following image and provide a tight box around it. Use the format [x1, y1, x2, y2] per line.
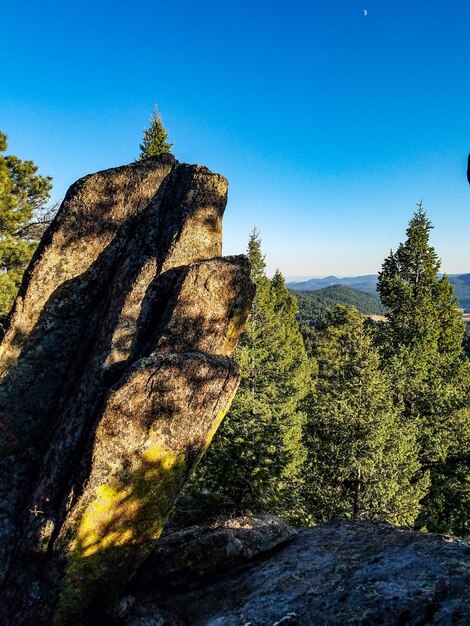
[288, 275, 378, 293]
[288, 274, 470, 311]
[293, 285, 386, 328]
[449, 274, 470, 311]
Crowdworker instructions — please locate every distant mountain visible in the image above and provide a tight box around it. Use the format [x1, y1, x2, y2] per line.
[449, 274, 470, 311]
[293, 285, 386, 328]
[288, 273, 470, 311]
[287, 275, 378, 293]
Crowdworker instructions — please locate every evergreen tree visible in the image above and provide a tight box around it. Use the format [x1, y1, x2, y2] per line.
[302, 306, 427, 526]
[377, 203, 470, 534]
[194, 230, 312, 519]
[0, 131, 52, 316]
[463, 329, 470, 359]
[378, 204, 463, 364]
[139, 106, 173, 159]
[423, 407, 470, 537]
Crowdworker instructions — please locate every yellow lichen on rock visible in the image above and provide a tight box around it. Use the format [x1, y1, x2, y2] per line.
[56, 444, 187, 623]
[76, 483, 136, 557]
[203, 397, 236, 455]
[75, 439, 184, 559]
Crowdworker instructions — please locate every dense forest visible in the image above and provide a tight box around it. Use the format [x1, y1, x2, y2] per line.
[2, 128, 470, 539]
[288, 273, 470, 312]
[193, 208, 470, 537]
[294, 284, 386, 327]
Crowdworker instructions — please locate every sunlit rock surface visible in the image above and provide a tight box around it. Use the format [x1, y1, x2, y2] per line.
[123, 519, 470, 626]
[0, 156, 253, 625]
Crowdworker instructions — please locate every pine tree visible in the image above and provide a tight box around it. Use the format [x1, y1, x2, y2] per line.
[302, 305, 427, 526]
[194, 229, 312, 519]
[0, 131, 52, 316]
[423, 407, 470, 537]
[464, 329, 470, 359]
[378, 204, 463, 364]
[377, 203, 470, 534]
[139, 106, 173, 159]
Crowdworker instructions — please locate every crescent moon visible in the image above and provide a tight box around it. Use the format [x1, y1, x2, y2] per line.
[364, 9, 368, 16]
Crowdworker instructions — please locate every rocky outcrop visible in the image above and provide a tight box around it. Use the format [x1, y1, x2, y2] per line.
[0, 156, 253, 625]
[134, 515, 296, 587]
[122, 518, 470, 626]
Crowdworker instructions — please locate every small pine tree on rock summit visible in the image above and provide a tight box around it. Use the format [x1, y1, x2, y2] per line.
[139, 106, 173, 159]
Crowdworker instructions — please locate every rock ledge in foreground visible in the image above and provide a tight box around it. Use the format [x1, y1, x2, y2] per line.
[124, 519, 470, 626]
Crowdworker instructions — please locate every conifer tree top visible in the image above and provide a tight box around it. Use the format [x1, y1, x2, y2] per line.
[247, 228, 266, 281]
[378, 202, 442, 311]
[139, 106, 173, 159]
[0, 131, 52, 236]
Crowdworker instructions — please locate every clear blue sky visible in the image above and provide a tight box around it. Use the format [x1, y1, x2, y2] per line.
[1, 0, 469, 276]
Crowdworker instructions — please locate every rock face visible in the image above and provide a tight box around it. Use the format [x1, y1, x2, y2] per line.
[0, 156, 254, 625]
[124, 519, 470, 626]
[134, 515, 296, 587]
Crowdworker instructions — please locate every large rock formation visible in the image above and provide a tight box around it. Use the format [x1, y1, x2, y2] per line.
[0, 155, 254, 625]
[122, 518, 470, 626]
